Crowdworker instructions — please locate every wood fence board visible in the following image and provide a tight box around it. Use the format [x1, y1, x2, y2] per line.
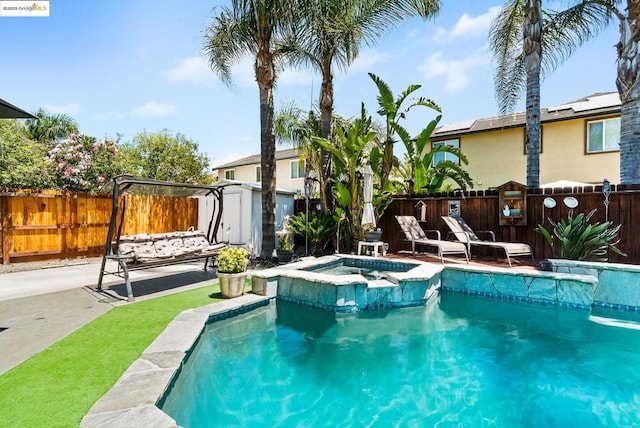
[1, 191, 199, 264]
[384, 189, 640, 265]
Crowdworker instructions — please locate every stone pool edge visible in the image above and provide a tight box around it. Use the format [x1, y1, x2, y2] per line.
[79, 294, 271, 428]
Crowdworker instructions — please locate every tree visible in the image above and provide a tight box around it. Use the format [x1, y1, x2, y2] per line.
[203, 0, 296, 258]
[314, 105, 376, 250]
[282, 0, 441, 210]
[274, 102, 323, 194]
[119, 130, 211, 184]
[0, 120, 53, 189]
[368, 72, 444, 191]
[46, 134, 122, 192]
[491, 1, 640, 185]
[26, 108, 79, 144]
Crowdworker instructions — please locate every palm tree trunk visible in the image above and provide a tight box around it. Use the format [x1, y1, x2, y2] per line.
[616, 6, 640, 185]
[256, 47, 277, 259]
[319, 62, 334, 212]
[524, 0, 542, 188]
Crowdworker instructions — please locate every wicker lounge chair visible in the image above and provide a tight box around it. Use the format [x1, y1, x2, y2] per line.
[441, 216, 534, 267]
[395, 215, 469, 263]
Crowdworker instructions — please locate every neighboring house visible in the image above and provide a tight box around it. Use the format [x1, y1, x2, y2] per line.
[430, 92, 621, 190]
[212, 148, 306, 193]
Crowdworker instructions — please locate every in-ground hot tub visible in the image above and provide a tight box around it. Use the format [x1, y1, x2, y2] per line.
[251, 255, 443, 312]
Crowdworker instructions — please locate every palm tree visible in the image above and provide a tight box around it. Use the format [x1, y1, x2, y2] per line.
[281, 0, 441, 210]
[274, 102, 323, 194]
[203, 0, 296, 258]
[491, 1, 640, 185]
[491, 0, 542, 188]
[368, 72, 444, 191]
[26, 108, 79, 144]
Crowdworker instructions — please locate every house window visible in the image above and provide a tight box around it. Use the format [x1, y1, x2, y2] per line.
[432, 139, 460, 165]
[587, 117, 620, 153]
[255, 166, 261, 183]
[291, 159, 305, 179]
[224, 169, 235, 180]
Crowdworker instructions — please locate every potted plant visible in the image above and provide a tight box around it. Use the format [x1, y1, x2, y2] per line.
[214, 247, 249, 298]
[363, 223, 382, 242]
[277, 235, 294, 263]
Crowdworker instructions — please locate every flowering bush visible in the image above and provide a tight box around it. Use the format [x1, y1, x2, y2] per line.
[215, 247, 249, 273]
[46, 134, 121, 192]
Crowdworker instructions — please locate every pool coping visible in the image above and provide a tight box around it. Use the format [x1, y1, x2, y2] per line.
[80, 293, 271, 428]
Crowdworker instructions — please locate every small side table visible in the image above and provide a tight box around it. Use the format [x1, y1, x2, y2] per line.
[357, 241, 387, 257]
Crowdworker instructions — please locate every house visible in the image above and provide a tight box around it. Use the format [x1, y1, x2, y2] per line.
[430, 92, 621, 190]
[213, 148, 306, 194]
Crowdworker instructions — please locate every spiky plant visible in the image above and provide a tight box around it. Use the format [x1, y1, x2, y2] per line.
[535, 209, 626, 262]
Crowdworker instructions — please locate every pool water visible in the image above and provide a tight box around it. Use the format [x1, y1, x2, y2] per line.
[309, 264, 391, 280]
[161, 294, 640, 427]
[304, 258, 416, 281]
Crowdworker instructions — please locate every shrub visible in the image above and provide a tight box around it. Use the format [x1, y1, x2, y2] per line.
[535, 209, 626, 262]
[286, 211, 336, 255]
[214, 247, 248, 273]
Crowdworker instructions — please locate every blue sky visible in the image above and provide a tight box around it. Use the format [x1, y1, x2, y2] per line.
[0, 1, 619, 167]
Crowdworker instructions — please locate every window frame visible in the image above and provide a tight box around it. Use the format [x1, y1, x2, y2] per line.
[585, 116, 620, 154]
[255, 166, 261, 183]
[431, 138, 461, 166]
[224, 169, 235, 180]
[290, 159, 305, 179]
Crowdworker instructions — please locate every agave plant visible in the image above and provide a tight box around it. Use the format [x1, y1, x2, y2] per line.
[535, 209, 626, 262]
[286, 211, 337, 256]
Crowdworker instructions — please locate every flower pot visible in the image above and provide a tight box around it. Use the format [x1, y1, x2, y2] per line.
[364, 231, 382, 242]
[217, 272, 247, 298]
[277, 251, 293, 264]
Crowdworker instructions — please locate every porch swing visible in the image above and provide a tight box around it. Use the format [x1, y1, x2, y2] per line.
[97, 175, 232, 301]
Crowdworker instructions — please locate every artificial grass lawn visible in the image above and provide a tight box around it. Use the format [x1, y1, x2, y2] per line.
[0, 280, 251, 428]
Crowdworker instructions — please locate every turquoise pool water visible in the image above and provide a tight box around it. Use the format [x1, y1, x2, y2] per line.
[161, 294, 640, 426]
[304, 258, 417, 281]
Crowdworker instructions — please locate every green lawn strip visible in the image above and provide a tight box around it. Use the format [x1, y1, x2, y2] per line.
[0, 280, 251, 428]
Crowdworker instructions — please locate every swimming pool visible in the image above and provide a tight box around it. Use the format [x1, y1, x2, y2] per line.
[160, 294, 640, 426]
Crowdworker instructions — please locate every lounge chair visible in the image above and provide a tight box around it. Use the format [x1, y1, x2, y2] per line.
[441, 216, 534, 267]
[395, 215, 469, 263]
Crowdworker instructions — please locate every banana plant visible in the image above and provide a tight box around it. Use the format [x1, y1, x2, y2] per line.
[313, 105, 376, 251]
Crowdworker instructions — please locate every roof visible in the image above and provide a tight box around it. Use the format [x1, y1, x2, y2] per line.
[432, 92, 621, 139]
[211, 178, 297, 195]
[213, 148, 301, 170]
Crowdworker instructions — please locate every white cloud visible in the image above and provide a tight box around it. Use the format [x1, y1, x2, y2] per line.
[346, 48, 389, 74]
[231, 55, 257, 88]
[419, 48, 490, 93]
[434, 7, 501, 42]
[279, 67, 313, 87]
[43, 103, 79, 115]
[131, 101, 177, 119]
[93, 111, 126, 121]
[165, 56, 217, 87]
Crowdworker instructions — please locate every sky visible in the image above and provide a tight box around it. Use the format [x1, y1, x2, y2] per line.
[0, 1, 620, 168]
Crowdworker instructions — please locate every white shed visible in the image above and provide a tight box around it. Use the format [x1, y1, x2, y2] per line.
[198, 179, 296, 257]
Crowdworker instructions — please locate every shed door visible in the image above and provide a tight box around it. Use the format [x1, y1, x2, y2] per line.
[221, 191, 243, 244]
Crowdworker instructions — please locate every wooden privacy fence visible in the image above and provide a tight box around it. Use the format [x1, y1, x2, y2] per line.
[379, 186, 640, 265]
[0, 190, 199, 264]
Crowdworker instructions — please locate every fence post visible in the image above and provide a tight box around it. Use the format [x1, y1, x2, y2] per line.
[1, 195, 10, 265]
